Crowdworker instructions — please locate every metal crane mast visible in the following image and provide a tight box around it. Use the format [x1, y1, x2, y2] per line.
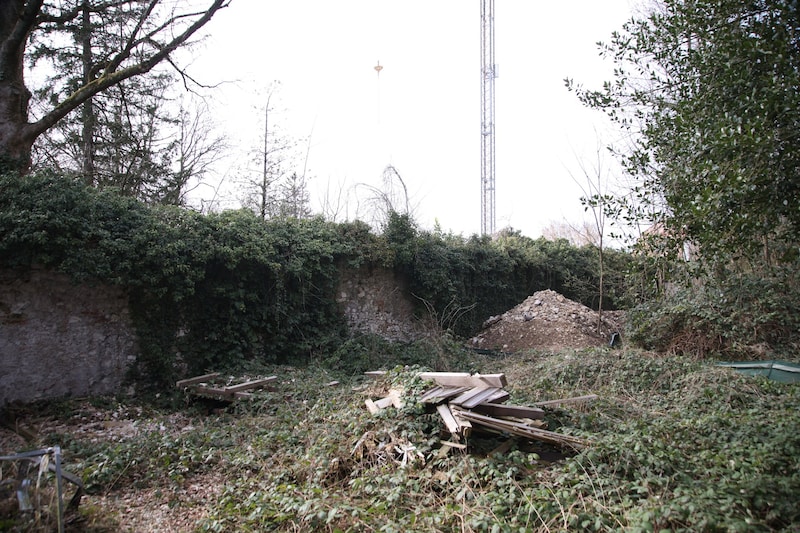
[480, 0, 496, 236]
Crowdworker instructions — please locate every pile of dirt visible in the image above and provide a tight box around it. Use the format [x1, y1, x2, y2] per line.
[469, 289, 623, 353]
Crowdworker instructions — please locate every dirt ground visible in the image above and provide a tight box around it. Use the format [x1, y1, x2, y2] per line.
[0, 402, 220, 532]
[469, 289, 624, 353]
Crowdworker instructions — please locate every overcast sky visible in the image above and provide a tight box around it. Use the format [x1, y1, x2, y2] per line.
[187, 0, 637, 238]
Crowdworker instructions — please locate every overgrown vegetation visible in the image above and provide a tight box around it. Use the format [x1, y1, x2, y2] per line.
[0, 172, 631, 386]
[568, 0, 800, 358]
[5, 349, 798, 531]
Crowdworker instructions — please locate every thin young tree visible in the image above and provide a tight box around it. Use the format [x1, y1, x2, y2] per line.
[567, 140, 617, 333]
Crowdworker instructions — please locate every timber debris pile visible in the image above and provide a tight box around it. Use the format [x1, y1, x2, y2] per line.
[366, 371, 593, 450]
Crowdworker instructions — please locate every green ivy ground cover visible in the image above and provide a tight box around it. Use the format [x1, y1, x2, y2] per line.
[6, 349, 798, 532]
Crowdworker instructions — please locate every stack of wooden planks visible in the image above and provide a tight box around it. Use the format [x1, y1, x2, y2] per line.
[418, 372, 591, 449]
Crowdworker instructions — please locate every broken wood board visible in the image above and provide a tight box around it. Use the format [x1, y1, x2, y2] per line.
[472, 402, 545, 420]
[485, 389, 511, 404]
[176, 372, 221, 388]
[178, 373, 276, 401]
[418, 372, 507, 389]
[436, 404, 462, 436]
[420, 385, 471, 404]
[366, 390, 404, 414]
[449, 386, 504, 409]
[451, 407, 590, 449]
[365, 399, 380, 415]
[223, 376, 277, 393]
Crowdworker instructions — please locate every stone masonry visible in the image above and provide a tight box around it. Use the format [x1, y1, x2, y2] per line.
[0, 267, 137, 404]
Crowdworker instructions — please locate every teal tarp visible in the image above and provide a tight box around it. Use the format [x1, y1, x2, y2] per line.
[717, 360, 800, 383]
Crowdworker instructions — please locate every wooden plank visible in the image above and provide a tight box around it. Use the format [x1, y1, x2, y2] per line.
[451, 409, 473, 437]
[440, 440, 467, 450]
[390, 390, 404, 409]
[486, 389, 511, 404]
[452, 408, 590, 448]
[418, 372, 507, 388]
[473, 403, 546, 420]
[418, 372, 471, 387]
[365, 399, 380, 415]
[176, 372, 220, 388]
[324, 381, 340, 387]
[460, 387, 502, 409]
[374, 396, 394, 409]
[436, 404, 461, 435]
[420, 385, 471, 404]
[189, 386, 232, 399]
[450, 386, 495, 406]
[534, 394, 599, 407]
[420, 386, 445, 403]
[471, 373, 508, 388]
[364, 371, 387, 379]
[223, 376, 277, 393]
[489, 439, 514, 457]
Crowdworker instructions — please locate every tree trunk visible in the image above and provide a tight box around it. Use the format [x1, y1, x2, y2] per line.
[0, 0, 37, 173]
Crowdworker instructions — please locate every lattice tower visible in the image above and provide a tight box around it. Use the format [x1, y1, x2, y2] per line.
[480, 0, 496, 236]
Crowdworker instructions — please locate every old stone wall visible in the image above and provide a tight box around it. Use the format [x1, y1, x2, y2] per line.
[0, 268, 137, 405]
[336, 266, 427, 342]
[0, 266, 423, 404]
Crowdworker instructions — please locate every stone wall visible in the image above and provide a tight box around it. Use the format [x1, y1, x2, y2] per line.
[0, 268, 137, 405]
[0, 266, 423, 404]
[336, 266, 428, 342]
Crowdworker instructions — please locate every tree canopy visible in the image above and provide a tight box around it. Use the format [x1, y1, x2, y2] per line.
[0, 0, 229, 174]
[570, 0, 800, 271]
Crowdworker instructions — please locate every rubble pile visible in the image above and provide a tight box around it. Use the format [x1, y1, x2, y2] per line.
[470, 289, 623, 353]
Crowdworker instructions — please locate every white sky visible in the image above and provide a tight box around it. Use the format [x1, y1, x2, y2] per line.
[187, 0, 637, 238]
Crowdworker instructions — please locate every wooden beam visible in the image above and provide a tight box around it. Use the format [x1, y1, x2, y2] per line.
[420, 386, 471, 404]
[436, 404, 461, 435]
[223, 376, 277, 393]
[459, 387, 503, 409]
[176, 372, 220, 388]
[452, 407, 590, 448]
[418, 372, 507, 388]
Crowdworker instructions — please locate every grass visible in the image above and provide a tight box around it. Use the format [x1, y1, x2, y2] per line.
[2, 349, 799, 532]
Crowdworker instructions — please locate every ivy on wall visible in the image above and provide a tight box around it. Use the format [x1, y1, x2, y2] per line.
[0, 173, 631, 385]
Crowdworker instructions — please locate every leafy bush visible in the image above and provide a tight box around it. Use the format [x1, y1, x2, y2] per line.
[627, 268, 800, 358]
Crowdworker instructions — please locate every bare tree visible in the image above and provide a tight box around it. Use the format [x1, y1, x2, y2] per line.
[237, 88, 303, 219]
[567, 140, 617, 333]
[162, 99, 229, 206]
